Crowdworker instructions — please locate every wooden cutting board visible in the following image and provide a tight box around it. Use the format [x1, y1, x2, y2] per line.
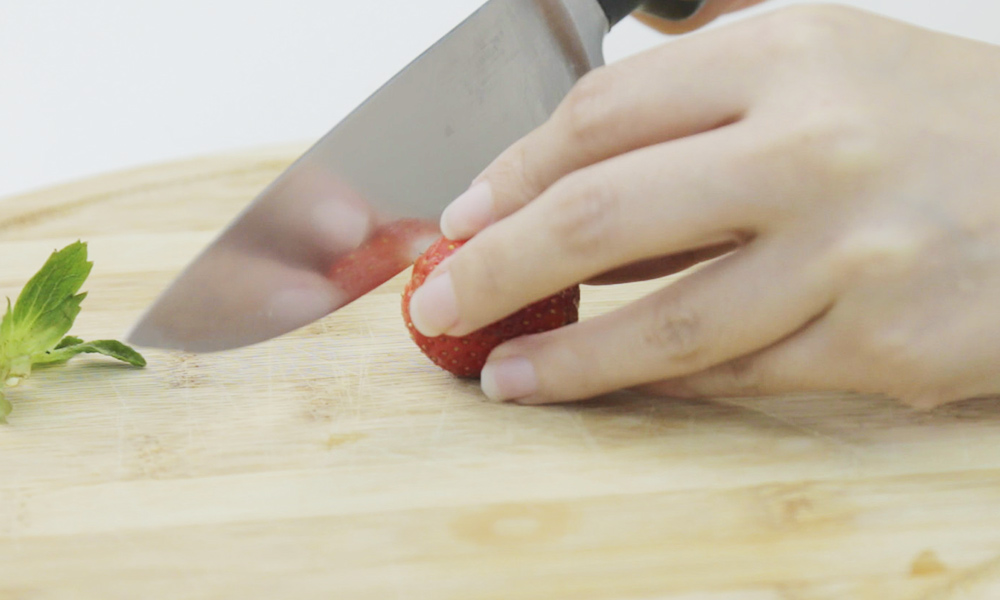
[2, 144, 1000, 600]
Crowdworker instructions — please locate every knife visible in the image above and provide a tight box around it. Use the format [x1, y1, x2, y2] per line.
[127, 0, 706, 353]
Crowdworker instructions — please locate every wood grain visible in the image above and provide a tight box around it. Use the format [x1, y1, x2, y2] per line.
[2, 145, 1000, 600]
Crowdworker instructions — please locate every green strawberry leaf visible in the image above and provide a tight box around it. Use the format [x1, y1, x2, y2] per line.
[33, 339, 147, 367]
[55, 335, 85, 349]
[1, 241, 91, 360]
[0, 241, 146, 421]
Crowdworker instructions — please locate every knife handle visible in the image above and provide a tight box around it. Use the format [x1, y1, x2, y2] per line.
[598, 0, 707, 27]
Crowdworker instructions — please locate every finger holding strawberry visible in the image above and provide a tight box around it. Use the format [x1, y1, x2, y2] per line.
[402, 237, 579, 380]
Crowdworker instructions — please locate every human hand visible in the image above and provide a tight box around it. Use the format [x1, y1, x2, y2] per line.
[406, 5, 1000, 410]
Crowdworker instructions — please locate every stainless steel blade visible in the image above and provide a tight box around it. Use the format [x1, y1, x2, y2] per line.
[127, 0, 609, 352]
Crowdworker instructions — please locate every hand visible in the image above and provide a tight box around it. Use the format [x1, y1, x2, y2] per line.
[406, 5, 1000, 409]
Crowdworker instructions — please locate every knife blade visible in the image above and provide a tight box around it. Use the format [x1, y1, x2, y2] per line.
[127, 0, 705, 353]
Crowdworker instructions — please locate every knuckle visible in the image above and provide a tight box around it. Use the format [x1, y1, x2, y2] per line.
[642, 301, 704, 365]
[488, 140, 547, 210]
[544, 173, 621, 259]
[556, 67, 620, 155]
[800, 111, 884, 178]
[759, 108, 884, 186]
[824, 223, 930, 284]
[745, 109, 885, 224]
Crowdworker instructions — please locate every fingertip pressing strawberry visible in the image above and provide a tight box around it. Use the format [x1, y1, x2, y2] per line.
[401, 237, 580, 377]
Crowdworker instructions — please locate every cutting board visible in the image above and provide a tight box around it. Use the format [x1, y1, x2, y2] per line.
[2, 145, 1000, 600]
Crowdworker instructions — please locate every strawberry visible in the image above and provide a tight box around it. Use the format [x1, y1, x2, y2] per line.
[327, 218, 440, 299]
[401, 237, 580, 377]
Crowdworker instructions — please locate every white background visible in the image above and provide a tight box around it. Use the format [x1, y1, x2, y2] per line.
[1, 0, 997, 200]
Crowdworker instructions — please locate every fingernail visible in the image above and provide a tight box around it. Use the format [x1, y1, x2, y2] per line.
[481, 357, 538, 402]
[440, 181, 494, 240]
[408, 272, 459, 336]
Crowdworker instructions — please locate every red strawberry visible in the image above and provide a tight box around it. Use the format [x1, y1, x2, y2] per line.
[401, 237, 580, 377]
[328, 218, 440, 299]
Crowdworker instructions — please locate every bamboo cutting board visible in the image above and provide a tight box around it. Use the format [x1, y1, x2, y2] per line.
[2, 145, 1000, 600]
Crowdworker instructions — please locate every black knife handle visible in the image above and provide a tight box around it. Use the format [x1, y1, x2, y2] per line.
[598, 0, 706, 27]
